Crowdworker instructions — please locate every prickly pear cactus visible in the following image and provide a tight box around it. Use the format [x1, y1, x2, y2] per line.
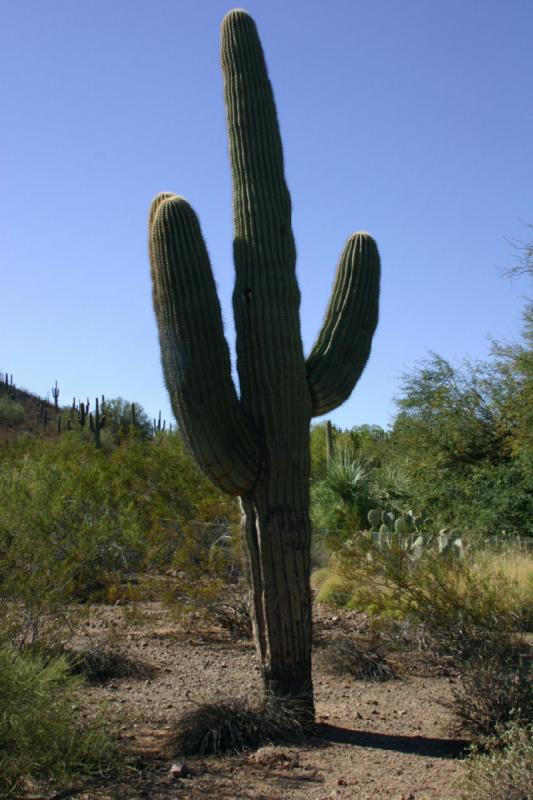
[149, 10, 380, 712]
[368, 509, 382, 531]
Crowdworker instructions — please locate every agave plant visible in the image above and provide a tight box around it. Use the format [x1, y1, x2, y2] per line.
[312, 449, 374, 536]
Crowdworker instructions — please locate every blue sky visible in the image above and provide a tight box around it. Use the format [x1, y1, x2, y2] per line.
[1, 0, 532, 430]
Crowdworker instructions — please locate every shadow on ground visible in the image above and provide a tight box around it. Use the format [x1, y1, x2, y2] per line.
[316, 723, 470, 759]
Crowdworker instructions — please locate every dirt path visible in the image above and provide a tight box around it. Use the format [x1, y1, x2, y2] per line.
[70, 603, 467, 799]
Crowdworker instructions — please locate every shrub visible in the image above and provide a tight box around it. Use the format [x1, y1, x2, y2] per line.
[451, 639, 532, 740]
[0, 433, 239, 647]
[311, 449, 374, 548]
[325, 531, 422, 618]
[458, 723, 533, 800]
[402, 555, 529, 663]
[0, 646, 113, 794]
[163, 522, 252, 637]
[311, 567, 353, 607]
[323, 633, 396, 681]
[0, 397, 25, 426]
[324, 535, 530, 643]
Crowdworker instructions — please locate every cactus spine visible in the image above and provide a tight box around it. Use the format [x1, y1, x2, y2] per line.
[149, 10, 380, 713]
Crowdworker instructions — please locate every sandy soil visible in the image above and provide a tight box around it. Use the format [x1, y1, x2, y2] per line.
[55, 603, 469, 800]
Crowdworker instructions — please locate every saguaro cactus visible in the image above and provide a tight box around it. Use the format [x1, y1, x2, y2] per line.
[149, 10, 380, 715]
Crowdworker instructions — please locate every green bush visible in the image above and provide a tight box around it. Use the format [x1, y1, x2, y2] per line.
[320, 533, 531, 635]
[162, 521, 251, 637]
[0, 397, 25, 426]
[458, 723, 533, 800]
[0, 646, 113, 794]
[0, 432, 238, 647]
[311, 449, 374, 549]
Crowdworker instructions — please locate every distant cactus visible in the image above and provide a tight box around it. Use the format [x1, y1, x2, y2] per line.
[51, 380, 60, 409]
[78, 402, 87, 430]
[89, 397, 106, 449]
[149, 10, 380, 712]
[325, 420, 335, 466]
[368, 509, 382, 531]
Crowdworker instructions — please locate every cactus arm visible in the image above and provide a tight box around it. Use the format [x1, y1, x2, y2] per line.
[305, 232, 381, 417]
[222, 10, 311, 505]
[149, 193, 260, 495]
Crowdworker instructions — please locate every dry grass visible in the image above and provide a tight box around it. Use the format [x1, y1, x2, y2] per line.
[322, 632, 397, 681]
[172, 693, 313, 756]
[311, 567, 353, 606]
[451, 636, 532, 740]
[474, 551, 533, 629]
[65, 644, 156, 683]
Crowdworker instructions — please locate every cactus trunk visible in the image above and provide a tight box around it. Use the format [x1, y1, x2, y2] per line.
[149, 9, 380, 718]
[241, 498, 313, 703]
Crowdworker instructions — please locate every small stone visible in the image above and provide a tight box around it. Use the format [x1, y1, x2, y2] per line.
[170, 762, 189, 778]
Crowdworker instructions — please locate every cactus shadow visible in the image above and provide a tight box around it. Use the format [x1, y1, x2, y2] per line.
[315, 723, 470, 760]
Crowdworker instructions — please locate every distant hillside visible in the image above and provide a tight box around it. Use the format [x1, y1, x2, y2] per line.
[0, 378, 58, 440]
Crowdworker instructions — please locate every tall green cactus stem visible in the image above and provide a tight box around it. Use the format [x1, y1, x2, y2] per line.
[89, 396, 105, 449]
[149, 9, 380, 713]
[325, 420, 335, 466]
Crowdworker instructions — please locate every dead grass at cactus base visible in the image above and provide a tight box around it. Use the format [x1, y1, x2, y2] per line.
[172, 692, 313, 756]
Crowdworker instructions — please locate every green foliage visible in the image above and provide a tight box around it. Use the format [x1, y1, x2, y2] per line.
[311, 448, 374, 548]
[0, 431, 238, 647]
[311, 567, 353, 607]
[0, 397, 25, 426]
[318, 532, 532, 631]
[100, 397, 153, 442]
[162, 522, 251, 637]
[0, 646, 113, 794]
[458, 723, 533, 800]
[381, 343, 533, 535]
[310, 422, 387, 481]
